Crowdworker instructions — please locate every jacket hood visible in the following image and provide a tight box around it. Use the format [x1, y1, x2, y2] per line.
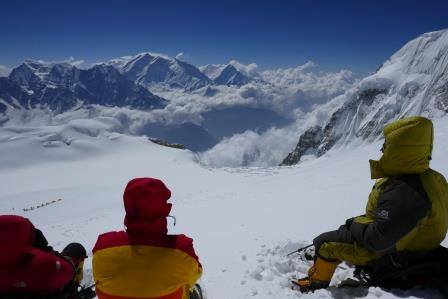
[370, 116, 433, 179]
[0, 215, 35, 265]
[123, 178, 172, 236]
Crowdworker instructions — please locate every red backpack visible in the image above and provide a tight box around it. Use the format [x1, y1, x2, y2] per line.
[0, 215, 75, 297]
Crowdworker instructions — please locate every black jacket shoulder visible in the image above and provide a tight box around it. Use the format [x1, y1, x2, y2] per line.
[350, 174, 430, 253]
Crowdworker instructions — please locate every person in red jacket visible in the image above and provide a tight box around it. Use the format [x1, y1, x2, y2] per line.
[0, 215, 92, 299]
[92, 178, 203, 299]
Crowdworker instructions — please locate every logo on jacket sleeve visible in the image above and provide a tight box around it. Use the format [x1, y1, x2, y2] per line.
[377, 210, 390, 221]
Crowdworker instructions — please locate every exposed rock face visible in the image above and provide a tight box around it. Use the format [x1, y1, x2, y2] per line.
[281, 88, 388, 165]
[281, 126, 323, 165]
[149, 138, 186, 150]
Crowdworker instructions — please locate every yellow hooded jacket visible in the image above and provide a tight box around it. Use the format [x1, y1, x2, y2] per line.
[318, 116, 448, 265]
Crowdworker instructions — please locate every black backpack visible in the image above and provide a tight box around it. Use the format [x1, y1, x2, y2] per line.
[356, 246, 448, 297]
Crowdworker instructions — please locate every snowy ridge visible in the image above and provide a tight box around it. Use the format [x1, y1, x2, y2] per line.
[109, 52, 212, 90]
[282, 29, 448, 165]
[108, 51, 173, 69]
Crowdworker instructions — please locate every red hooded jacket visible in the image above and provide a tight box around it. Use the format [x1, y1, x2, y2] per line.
[92, 178, 202, 299]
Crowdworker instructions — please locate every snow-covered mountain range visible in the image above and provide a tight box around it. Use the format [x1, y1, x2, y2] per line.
[0, 51, 357, 155]
[0, 60, 167, 120]
[282, 29, 448, 165]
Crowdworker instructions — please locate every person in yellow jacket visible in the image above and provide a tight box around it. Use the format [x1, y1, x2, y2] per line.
[92, 178, 203, 299]
[296, 116, 448, 292]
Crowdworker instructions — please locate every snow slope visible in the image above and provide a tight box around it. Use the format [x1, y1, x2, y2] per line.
[0, 117, 447, 298]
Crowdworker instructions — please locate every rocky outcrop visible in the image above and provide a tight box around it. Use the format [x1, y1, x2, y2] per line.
[281, 88, 389, 166]
[281, 126, 323, 165]
[149, 138, 186, 150]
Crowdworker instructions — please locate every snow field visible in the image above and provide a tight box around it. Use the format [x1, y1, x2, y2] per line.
[0, 117, 447, 298]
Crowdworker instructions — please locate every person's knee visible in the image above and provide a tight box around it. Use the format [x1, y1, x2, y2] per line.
[318, 242, 379, 266]
[313, 225, 353, 254]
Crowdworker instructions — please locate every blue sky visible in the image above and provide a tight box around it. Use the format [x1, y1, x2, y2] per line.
[1, 0, 448, 75]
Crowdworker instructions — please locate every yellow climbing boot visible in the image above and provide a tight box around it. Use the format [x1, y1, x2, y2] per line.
[294, 256, 339, 292]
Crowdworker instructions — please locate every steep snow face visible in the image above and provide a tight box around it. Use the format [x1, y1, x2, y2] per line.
[110, 52, 212, 90]
[378, 29, 448, 114]
[283, 29, 448, 165]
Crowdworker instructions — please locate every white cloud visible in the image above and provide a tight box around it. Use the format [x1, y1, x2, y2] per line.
[0, 65, 11, 77]
[229, 60, 259, 77]
[132, 62, 358, 135]
[198, 128, 297, 167]
[64, 56, 86, 68]
[24, 57, 87, 69]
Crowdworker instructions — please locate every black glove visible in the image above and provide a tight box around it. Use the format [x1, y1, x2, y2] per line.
[345, 217, 354, 229]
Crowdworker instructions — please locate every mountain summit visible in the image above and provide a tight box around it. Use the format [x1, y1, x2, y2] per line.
[200, 61, 258, 86]
[109, 52, 212, 90]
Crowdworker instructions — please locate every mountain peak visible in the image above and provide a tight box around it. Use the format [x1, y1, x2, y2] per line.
[109, 51, 211, 90]
[200, 61, 257, 86]
[213, 64, 252, 86]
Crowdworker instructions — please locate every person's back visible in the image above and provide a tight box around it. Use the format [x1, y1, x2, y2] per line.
[92, 178, 202, 299]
